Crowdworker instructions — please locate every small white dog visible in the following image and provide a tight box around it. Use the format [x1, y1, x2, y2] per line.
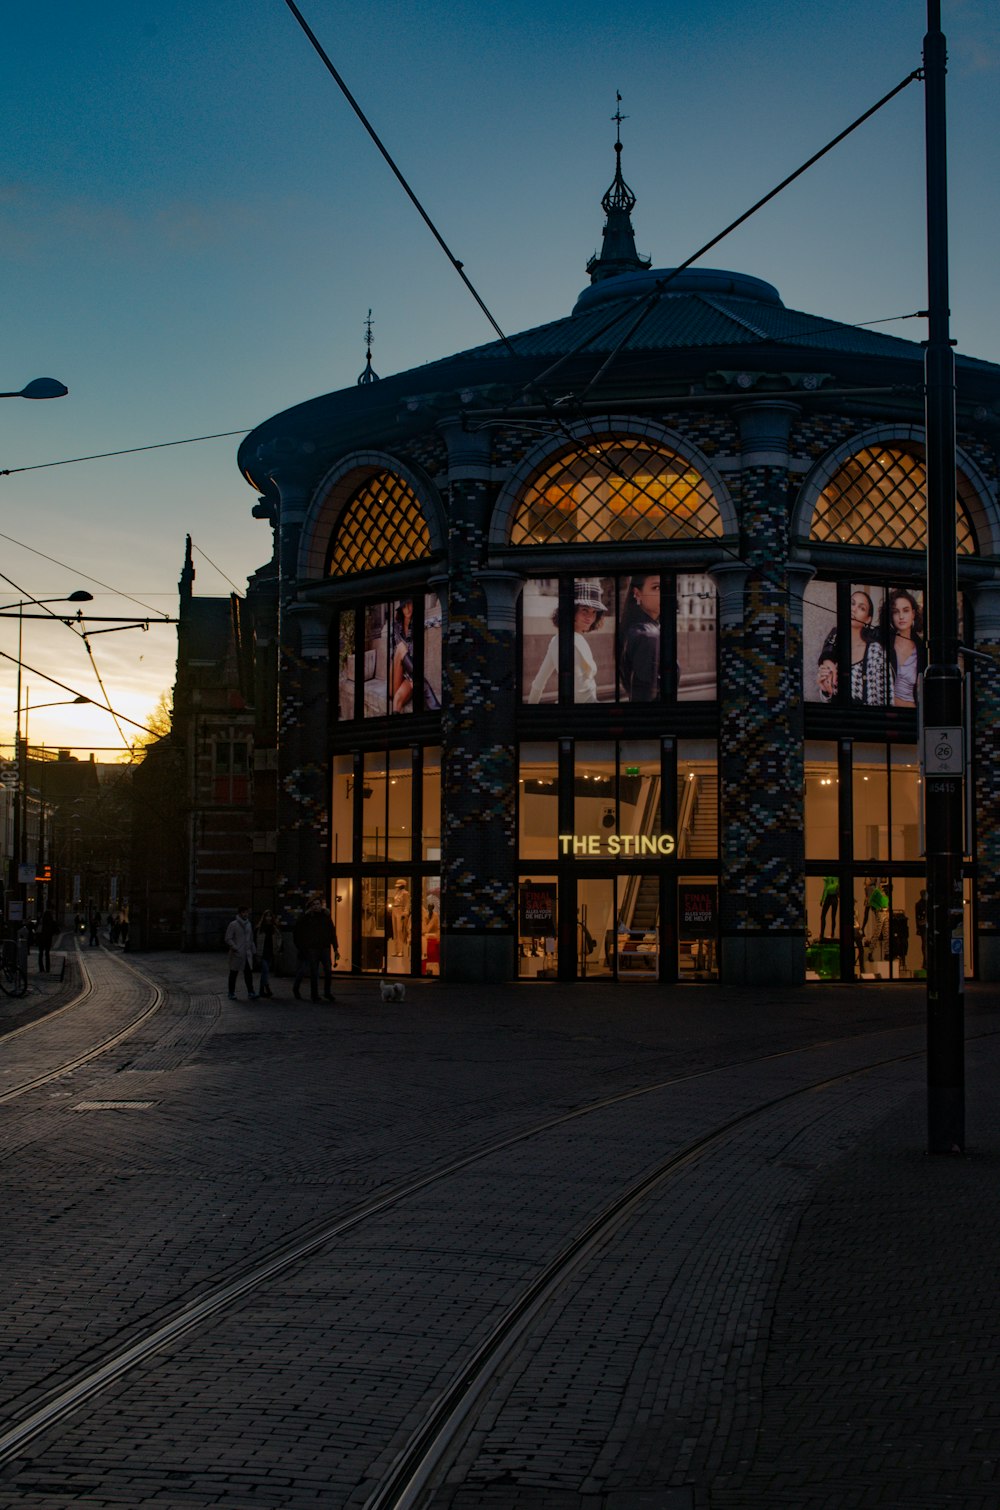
[379, 979, 406, 1002]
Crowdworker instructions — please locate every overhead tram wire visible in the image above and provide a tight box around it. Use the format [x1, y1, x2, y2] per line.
[281, 0, 519, 362]
[0, 649, 158, 737]
[191, 540, 245, 597]
[523, 67, 924, 413]
[78, 624, 133, 752]
[0, 428, 250, 479]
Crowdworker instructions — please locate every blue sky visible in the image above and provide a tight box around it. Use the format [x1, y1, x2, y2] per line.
[1, 0, 997, 754]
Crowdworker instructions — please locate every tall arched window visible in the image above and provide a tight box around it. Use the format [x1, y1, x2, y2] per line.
[327, 470, 431, 576]
[809, 446, 977, 555]
[511, 437, 723, 546]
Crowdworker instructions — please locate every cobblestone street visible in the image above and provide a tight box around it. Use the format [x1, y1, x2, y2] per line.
[1, 945, 998, 1508]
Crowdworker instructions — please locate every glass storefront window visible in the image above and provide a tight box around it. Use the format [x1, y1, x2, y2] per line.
[518, 877, 558, 977]
[362, 603, 389, 717]
[805, 873, 842, 980]
[331, 754, 354, 866]
[519, 743, 559, 859]
[386, 876, 412, 972]
[618, 572, 663, 701]
[677, 572, 717, 701]
[362, 751, 387, 860]
[853, 743, 888, 863]
[523, 580, 560, 704]
[617, 872, 660, 980]
[574, 741, 615, 852]
[889, 745, 921, 859]
[332, 878, 353, 973]
[857, 872, 892, 977]
[421, 876, 441, 975]
[425, 594, 443, 711]
[676, 740, 718, 860]
[523, 572, 717, 706]
[389, 598, 416, 715]
[677, 876, 718, 980]
[805, 741, 839, 860]
[422, 747, 441, 861]
[387, 750, 413, 861]
[360, 876, 387, 972]
[577, 876, 614, 978]
[618, 741, 662, 856]
[338, 610, 356, 720]
[572, 577, 615, 702]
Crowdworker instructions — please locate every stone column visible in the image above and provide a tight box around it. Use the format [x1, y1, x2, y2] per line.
[714, 401, 805, 985]
[970, 579, 1000, 980]
[259, 451, 330, 942]
[437, 421, 520, 982]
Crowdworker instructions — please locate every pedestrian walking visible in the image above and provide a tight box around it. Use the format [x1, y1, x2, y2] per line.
[225, 904, 257, 1001]
[255, 909, 280, 997]
[88, 908, 100, 947]
[292, 897, 338, 1002]
[38, 906, 56, 973]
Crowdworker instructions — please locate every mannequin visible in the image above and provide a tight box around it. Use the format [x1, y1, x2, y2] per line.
[391, 880, 411, 957]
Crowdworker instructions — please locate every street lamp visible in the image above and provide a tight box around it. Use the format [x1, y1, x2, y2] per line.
[3, 592, 94, 915]
[21, 697, 90, 916]
[0, 378, 68, 400]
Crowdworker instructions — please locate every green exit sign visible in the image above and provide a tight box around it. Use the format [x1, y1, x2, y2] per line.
[625, 766, 640, 776]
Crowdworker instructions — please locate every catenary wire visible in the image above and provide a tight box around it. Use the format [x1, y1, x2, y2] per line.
[0, 648, 157, 736]
[0, 531, 173, 619]
[525, 68, 923, 405]
[0, 428, 250, 478]
[281, 0, 519, 360]
[191, 540, 245, 596]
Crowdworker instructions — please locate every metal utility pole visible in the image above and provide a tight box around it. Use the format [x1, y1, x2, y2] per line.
[922, 0, 965, 1153]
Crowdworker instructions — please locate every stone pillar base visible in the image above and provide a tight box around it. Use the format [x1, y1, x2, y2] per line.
[722, 933, 805, 986]
[442, 933, 516, 984]
[976, 934, 1000, 982]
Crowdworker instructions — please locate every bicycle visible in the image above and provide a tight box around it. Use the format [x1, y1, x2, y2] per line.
[0, 936, 28, 997]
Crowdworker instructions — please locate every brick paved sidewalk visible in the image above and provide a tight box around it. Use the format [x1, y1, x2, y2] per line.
[0, 935, 80, 1037]
[2, 945, 996, 1509]
[708, 1024, 1000, 1510]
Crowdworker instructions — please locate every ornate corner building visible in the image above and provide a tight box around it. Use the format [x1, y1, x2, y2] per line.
[231, 142, 1000, 988]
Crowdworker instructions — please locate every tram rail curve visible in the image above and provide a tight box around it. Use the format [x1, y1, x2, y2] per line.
[1, 1010, 978, 1506]
[0, 943, 166, 1105]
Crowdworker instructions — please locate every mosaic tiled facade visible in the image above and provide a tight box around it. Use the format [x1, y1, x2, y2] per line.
[237, 246, 1000, 985]
[440, 473, 518, 973]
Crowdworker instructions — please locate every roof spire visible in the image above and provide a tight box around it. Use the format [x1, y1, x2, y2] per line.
[586, 94, 651, 285]
[357, 308, 380, 385]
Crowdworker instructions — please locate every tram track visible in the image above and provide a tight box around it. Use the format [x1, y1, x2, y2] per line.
[0, 943, 166, 1105]
[0, 1016, 971, 1500]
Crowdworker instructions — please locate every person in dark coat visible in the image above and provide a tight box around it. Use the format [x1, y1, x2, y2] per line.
[292, 898, 338, 1002]
[38, 907, 56, 973]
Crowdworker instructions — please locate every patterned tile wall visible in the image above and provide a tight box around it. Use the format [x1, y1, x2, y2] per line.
[440, 477, 517, 935]
[719, 464, 805, 938]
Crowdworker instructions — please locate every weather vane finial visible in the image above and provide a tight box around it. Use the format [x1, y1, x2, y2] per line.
[357, 308, 380, 386]
[612, 91, 628, 149]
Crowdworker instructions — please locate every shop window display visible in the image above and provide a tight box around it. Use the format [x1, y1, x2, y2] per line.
[676, 741, 718, 861]
[804, 742, 839, 859]
[522, 572, 716, 705]
[518, 877, 558, 977]
[678, 878, 718, 980]
[338, 593, 442, 720]
[330, 755, 354, 866]
[519, 744, 559, 859]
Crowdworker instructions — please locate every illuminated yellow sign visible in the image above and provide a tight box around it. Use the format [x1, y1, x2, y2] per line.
[558, 833, 676, 856]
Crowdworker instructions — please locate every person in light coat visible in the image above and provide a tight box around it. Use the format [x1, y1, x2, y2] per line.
[225, 904, 257, 1001]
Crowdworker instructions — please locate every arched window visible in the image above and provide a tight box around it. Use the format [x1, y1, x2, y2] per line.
[327, 470, 431, 576]
[809, 446, 976, 555]
[511, 437, 723, 546]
